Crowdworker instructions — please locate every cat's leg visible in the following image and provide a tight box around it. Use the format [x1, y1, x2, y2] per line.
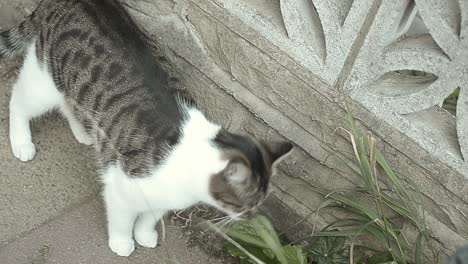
[9, 44, 62, 162]
[9, 93, 36, 162]
[60, 103, 93, 145]
[104, 184, 138, 257]
[134, 210, 163, 248]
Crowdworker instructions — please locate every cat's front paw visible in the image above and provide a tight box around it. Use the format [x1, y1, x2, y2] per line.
[135, 229, 158, 248]
[109, 237, 135, 257]
[12, 142, 36, 162]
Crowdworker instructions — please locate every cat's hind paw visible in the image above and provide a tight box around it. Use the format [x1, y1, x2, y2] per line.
[109, 238, 135, 257]
[135, 230, 158, 248]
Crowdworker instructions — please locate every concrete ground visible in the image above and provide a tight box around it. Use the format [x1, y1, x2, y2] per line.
[0, 1, 238, 263]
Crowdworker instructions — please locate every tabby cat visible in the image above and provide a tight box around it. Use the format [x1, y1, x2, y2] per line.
[0, 0, 293, 256]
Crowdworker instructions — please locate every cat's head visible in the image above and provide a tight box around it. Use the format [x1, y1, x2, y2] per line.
[209, 130, 293, 220]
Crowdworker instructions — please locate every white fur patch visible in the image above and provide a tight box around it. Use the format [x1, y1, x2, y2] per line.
[9, 43, 63, 161]
[9, 43, 94, 162]
[102, 108, 228, 256]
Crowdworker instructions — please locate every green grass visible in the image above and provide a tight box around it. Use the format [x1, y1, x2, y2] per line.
[213, 111, 437, 264]
[309, 110, 434, 263]
[209, 216, 307, 264]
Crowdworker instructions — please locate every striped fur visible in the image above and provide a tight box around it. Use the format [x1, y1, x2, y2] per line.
[1, 0, 180, 176]
[0, 19, 36, 59]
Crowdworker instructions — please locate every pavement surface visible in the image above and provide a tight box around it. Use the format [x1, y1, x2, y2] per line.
[0, 1, 238, 263]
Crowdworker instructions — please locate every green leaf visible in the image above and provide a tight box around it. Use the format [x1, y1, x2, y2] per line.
[366, 251, 394, 264]
[326, 192, 380, 221]
[306, 237, 348, 264]
[415, 232, 423, 264]
[223, 216, 288, 264]
[224, 222, 267, 248]
[282, 245, 308, 264]
[254, 216, 288, 264]
[314, 229, 362, 237]
[225, 242, 275, 264]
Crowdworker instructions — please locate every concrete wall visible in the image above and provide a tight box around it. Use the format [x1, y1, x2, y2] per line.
[123, 0, 468, 257]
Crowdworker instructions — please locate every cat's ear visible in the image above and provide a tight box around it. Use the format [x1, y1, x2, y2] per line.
[221, 157, 251, 184]
[261, 140, 293, 165]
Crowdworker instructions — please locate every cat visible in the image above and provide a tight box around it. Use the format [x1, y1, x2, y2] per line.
[0, 0, 293, 257]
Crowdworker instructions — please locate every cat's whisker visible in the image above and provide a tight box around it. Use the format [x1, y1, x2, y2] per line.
[219, 218, 234, 230]
[213, 217, 230, 227]
[160, 216, 166, 242]
[209, 215, 229, 223]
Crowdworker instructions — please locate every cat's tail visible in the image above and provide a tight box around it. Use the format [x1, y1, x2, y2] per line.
[0, 17, 36, 60]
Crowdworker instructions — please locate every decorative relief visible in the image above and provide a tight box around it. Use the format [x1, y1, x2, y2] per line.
[347, 0, 467, 159]
[225, 0, 374, 82]
[219, 0, 467, 160]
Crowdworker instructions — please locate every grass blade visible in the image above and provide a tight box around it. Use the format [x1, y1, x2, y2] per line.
[208, 221, 266, 264]
[415, 232, 423, 264]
